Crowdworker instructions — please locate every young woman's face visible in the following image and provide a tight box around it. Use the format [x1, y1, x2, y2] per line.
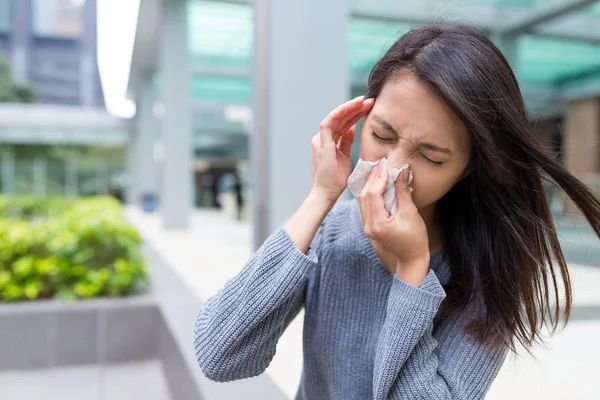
[360, 71, 471, 211]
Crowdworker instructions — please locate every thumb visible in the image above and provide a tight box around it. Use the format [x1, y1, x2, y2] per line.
[394, 166, 414, 206]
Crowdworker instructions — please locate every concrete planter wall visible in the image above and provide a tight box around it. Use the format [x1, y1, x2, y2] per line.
[0, 296, 158, 371]
[0, 246, 289, 400]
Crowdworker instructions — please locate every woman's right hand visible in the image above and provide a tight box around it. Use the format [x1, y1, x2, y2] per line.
[310, 95, 375, 206]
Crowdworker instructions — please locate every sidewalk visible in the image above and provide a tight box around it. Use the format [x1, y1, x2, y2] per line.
[125, 206, 600, 399]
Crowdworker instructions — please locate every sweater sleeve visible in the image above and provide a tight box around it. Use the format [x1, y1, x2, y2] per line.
[373, 270, 507, 400]
[193, 224, 322, 382]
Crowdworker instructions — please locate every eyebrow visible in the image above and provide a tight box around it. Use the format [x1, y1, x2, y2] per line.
[372, 115, 453, 155]
[420, 142, 453, 155]
[373, 116, 398, 136]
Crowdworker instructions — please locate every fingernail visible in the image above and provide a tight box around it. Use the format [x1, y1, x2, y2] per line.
[402, 168, 410, 183]
[364, 97, 374, 104]
[354, 95, 365, 101]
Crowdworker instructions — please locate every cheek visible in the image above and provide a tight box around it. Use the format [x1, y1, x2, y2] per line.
[409, 168, 459, 209]
[359, 133, 384, 161]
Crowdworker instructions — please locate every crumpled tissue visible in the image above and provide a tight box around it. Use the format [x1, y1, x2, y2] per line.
[347, 157, 413, 215]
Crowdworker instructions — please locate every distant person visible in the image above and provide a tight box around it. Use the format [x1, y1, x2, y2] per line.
[107, 185, 123, 203]
[210, 176, 221, 208]
[193, 24, 600, 399]
[232, 174, 244, 220]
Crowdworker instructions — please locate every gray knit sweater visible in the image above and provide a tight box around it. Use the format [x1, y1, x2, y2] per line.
[194, 199, 507, 399]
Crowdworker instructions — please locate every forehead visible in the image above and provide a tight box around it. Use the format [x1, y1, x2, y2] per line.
[373, 72, 469, 149]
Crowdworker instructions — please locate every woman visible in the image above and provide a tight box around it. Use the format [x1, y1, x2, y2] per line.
[194, 24, 600, 399]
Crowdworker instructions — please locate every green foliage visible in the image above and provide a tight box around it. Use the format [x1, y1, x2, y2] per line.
[0, 58, 36, 103]
[0, 196, 148, 302]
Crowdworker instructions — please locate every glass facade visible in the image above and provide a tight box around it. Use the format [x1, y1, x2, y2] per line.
[0, 144, 125, 197]
[184, 1, 600, 95]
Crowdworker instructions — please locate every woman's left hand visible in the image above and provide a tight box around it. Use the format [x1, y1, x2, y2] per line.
[358, 159, 431, 286]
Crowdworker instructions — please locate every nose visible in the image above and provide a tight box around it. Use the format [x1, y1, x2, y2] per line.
[386, 148, 413, 169]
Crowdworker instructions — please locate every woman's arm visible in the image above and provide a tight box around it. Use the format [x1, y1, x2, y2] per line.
[285, 192, 334, 254]
[194, 194, 331, 382]
[373, 271, 507, 400]
[194, 95, 372, 382]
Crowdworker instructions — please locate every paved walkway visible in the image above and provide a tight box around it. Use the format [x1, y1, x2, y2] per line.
[125, 206, 600, 399]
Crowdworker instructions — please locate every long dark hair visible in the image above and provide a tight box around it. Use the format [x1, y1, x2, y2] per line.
[367, 24, 600, 352]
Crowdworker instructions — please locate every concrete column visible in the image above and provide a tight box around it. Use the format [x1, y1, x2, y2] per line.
[160, 0, 193, 229]
[65, 160, 78, 197]
[80, 0, 97, 106]
[1, 148, 15, 194]
[252, 0, 350, 249]
[135, 76, 159, 205]
[564, 97, 600, 213]
[564, 98, 600, 174]
[11, 0, 31, 82]
[33, 155, 47, 196]
[492, 33, 518, 72]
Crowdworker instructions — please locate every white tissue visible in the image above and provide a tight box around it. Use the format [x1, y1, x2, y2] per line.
[347, 158, 413, 215]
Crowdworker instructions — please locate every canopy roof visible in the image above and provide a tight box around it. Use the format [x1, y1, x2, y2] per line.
[129, 0, 600, 156]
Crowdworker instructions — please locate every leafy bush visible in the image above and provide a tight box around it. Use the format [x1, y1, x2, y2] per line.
[0, 196, 148, 302]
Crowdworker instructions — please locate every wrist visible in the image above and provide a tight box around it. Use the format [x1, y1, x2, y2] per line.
[307, 189, 337, 213]
[395, 253, 431, 287]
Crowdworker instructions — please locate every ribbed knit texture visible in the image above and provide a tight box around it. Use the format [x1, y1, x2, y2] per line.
[194, 200, 508, 399]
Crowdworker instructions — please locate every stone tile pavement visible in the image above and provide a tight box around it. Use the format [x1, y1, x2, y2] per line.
[0, 361, 171, 400]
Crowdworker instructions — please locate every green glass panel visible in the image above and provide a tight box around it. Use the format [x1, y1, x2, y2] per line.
[191, 76, 251, 103]
[154, 74, 251, 103]
[519, 36, 600, 84]
[349, 18, 413, 79]
[187, 0, 253, 69]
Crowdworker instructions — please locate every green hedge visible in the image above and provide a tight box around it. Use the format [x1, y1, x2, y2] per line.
[0, 196, 148, 302]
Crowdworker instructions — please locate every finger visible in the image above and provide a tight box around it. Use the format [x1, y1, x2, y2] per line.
[338, 97, 374, 135]
[367, 160, 392, 224]
[359, 166, 378, 232]
[311, 132, 321, 160]
[338, 98, 374, 138]
[329, 96, 367, 143]
[394, 165, 414, 211]
[337, 125, 356, 158]
[319, 105, 345, 147]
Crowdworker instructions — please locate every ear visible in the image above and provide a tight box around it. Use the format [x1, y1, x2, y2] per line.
[459, 165, 473, 181]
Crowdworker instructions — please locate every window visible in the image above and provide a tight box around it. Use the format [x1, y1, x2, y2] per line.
[32, 0, 85, 38]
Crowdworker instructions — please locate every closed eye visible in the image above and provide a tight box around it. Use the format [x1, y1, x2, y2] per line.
[373, 131, 445, 167]
[421, 154, 444, 167]
[371, 131, 394, 142]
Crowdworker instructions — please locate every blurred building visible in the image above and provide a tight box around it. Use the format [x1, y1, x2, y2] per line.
[0, 0, 127, 199]
[0, 0, 103, 106]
